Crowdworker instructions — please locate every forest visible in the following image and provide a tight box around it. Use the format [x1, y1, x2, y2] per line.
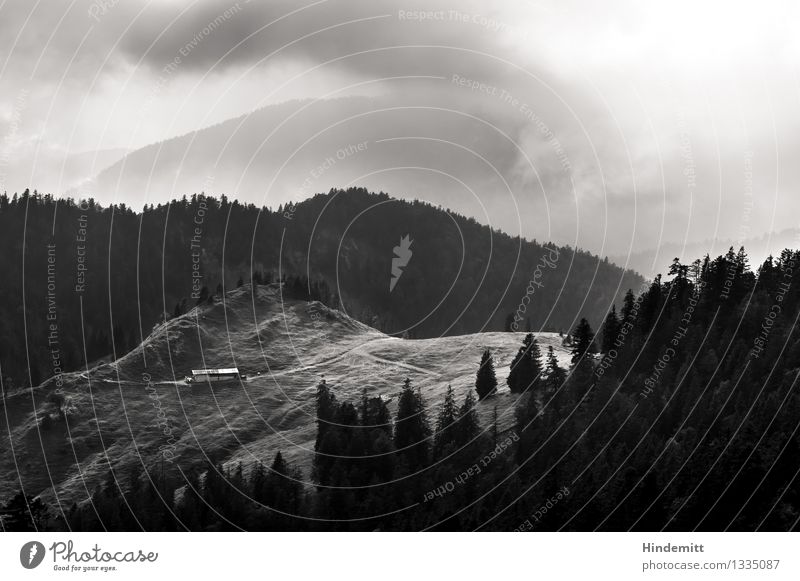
[4, 246, 799, 531]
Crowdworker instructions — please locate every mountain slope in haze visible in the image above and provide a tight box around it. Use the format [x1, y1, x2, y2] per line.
[81, 95, 542, 236]
[0, 283, 572, 506]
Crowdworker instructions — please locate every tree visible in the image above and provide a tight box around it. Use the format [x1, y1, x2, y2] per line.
[544, 346, 566, 392]
[507, 334, 543, 394]
[314, 379, 337, 451]
[621, 289, 636, 322]
[601, 305, 620, 353]
[570, 318, 596, 363]
[394, 378, 430, 469]
[456, 391, 481, 448]
[259, 451, 302, 521]
[475, 348, 498, 399]
[359, 389, 391, 436]
[433, 385, 458, 458]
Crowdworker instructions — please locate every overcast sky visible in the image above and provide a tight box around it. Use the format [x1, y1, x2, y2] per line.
[2, 0, 800, 258]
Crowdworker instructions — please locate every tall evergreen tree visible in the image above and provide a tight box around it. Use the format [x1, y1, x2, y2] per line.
[620, 288, 636, 322]
[456, 391, 481, 448]
[570, 318, 596, 363]
[394, 378, 430, 469]
[433, 385, 459, 458]
[507, 333, 543, 394]
[601, 305, 620, 353]
[314, 378, 337, 451]
[544, 346, 566, 392]
[475, 348, 498, 399]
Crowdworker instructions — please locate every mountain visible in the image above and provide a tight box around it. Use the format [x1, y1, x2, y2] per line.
[6, 147, 128, 196]
[73, 94, 613, 253]
[0, 188, 643, 388]
[0, 283, 572, 507]
[83, 96, 524, 217]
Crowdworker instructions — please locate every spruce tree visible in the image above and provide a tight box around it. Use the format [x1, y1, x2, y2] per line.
[314, 379, 337, 451]
[621, 289, 636, 322]
[601, 305, 620, 353]
[456, 391, 480, 448]
[475, 348, 498, 399]
[394, 378, 430, 469]
[570, 318, 596, 363]
[507, 333, 543, 393]
[545, 346, 566, 392]
[433, 385, 458, 458]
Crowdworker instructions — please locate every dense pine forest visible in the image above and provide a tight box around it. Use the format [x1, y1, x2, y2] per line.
[0, 188, 639, 389]
[5, 246, 800, 531]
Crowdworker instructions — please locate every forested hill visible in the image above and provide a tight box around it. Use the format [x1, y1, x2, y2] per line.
[0, 188, 641, 387]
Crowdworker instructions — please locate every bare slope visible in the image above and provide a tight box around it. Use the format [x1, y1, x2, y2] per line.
[0, 284, 571, 506]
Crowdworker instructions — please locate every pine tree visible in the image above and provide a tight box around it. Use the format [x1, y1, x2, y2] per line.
[507, 333, 543, 393]
[601, 305, 620, 353]
[544, 346, 566, 392]
[475, 348, 498, 399]
[456, 391, 481, 448]
[394, 378, 430, 469]
[433, 385, 458, 458]
[314, 379, 337, 451]
[621, 289, 636, 322]
[359, 389, 391, 436]
[570, 318, 596, 363]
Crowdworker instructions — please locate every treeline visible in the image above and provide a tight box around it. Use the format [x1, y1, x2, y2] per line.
[0, 452, 304, 531]
[0, 188, 640, 388]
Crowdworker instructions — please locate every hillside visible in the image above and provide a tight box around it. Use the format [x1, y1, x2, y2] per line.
[0, 283, 572, 506]
[0, 189, 642, 389]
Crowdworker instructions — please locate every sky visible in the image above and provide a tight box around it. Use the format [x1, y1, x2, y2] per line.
[2, 0, 800, 260]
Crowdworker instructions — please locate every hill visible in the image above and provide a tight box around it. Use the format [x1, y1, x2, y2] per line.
[0, 283, 572, 507]
[0, 188, 642, 389]
[5, 247, 800, 532]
